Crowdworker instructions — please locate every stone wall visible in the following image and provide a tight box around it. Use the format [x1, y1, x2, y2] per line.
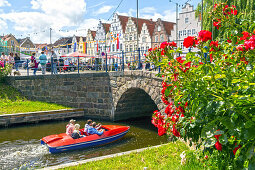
[7, 73, 113, 120]
[7, 71, 164, 121]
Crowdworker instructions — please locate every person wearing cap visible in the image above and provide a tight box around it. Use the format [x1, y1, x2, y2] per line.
[66, 119, 76, 136]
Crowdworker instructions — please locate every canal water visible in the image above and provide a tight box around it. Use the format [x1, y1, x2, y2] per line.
[0, 117, 167, 169]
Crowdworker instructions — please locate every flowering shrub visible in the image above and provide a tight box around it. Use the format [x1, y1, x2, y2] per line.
[146, 2, 255, 169]
[0, 61, 11, 82]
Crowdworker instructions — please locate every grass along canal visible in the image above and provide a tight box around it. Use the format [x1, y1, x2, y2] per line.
[0, 117, 168, 169]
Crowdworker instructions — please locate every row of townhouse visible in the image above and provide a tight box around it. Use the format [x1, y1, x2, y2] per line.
[0, 34, 37, 59]
[2, 3, 200, 62]
[54, 3, 200, 64]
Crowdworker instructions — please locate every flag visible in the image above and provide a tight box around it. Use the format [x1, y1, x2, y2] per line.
[74, 42, 76, 52]
[116, 34, 119, 50]
[83, 42, 86, 54]
[97, 43, 98, 52]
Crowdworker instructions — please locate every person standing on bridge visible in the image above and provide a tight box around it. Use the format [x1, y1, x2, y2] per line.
[51, 50, 58, 74]
[39, 51, 47, 75]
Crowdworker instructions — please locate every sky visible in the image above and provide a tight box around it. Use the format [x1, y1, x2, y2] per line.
[0, 0, 201, 44]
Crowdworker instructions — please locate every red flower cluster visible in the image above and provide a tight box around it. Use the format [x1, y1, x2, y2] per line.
[213, 4, 237, 29]
[161, 81, 170, 105]
[214, 130, 222, 151]
[176, 57, 185, 64]
[160, 41, 177, 49]
[183, 36, 197, 48]
[198, 30, 212, 42]
[213, 19, 221, 29]
[151, 110, 166, 136]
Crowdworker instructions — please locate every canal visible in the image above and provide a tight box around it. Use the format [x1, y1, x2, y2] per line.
[0, 116, 167, 169]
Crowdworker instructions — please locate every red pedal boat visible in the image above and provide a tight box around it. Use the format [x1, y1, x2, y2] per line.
[41, 125, 130, 153]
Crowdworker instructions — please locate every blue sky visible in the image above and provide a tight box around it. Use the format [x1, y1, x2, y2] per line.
[0, 0, 201, 43]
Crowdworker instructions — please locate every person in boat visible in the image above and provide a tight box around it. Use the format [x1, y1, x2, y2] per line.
[84, 119, 93, 135]
[66, 119, 76, 136]
[71, 124, 83, 139]
[88, 122, 104, 135]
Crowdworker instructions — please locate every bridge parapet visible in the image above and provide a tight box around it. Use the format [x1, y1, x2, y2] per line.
[7, 71, 164, 121]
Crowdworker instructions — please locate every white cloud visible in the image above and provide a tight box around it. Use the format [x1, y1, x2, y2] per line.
[140, 9, 176, 22]
[94, 5, 113, 15]
[0, 18, 7, 30]
[0, 0, 87, 43]
[0, 0, 11, 7]
[140, 7, 156, 14]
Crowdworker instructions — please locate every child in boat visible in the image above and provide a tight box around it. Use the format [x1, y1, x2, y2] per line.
[88, 122, 104, 135]
[66, 119, 75, 136]
[84, 119, 93, 135]
[71, 124, 83, 139]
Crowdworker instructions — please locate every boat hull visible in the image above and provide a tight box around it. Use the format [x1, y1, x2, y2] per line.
[48, 129, 128, 153]
[41, 125, 129, 154]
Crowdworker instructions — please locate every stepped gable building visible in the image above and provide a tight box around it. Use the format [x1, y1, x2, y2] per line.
[53, 37, 72, 57]
[138, 19, 156, 60]
[17, 37, 36, 56]
[109, 13, 129, 55]
[124, 17, 156, 62]
[78, 36, 86, 54]
[95, 21, 111, 57]
[170, 3, 201, 53]
[152, 19, 175, 48]
[86, 29, 96, 56]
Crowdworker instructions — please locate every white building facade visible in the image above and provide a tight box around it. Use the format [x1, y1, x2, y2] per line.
[170, 3, 201, 53]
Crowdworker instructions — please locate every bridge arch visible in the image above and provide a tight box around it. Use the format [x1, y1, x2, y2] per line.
[112, 79, 162, 121]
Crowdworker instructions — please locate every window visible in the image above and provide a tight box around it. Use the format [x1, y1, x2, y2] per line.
[141, 47, 144, 51]
[183, 30, 187, 36]
[120, 44, 122, 51]
[160, 34, 164, 42]
[112, 44, 115, 52]
[134, 34, 137, 40]
[188, 30, 191, 36]
[142, 37, 146, 43]
[185, 18, 189, 24]
[26, 44, 30, 48]
[129, 34, 132, 41]
[181, 42, 184, 49]
[158, 26, 161, 31]
[192, 29, 196, 35]
[155, 35, 158, 42]
[144, 30, 146, 33]
[129, 45, 133, 52]
[125, 35, 128, 41]
[179, 31, 183, 37]
[126, 47, 128, 52]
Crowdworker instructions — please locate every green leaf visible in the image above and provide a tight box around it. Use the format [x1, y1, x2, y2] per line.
[219, 134, 228, 145]
[204, 138, 217, 148]
[245, 121, 255, 129]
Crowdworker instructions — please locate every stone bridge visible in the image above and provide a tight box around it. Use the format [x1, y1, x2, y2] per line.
[7, 71, 164, 121]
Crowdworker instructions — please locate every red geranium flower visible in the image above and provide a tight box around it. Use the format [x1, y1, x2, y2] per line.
[210, 41, 219, 47]
[158, 126, 166, 136]
[215, 141, 222, 151]
[198, 30, 212, 42]
[213, 20, 221, 29]
[176, 57, 185, 64]
[172, 124, 180, 137]
[183, 36, 196, 48]
[160, 41, 168, 49]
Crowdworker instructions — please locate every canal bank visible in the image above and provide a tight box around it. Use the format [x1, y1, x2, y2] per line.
[0, 116, 168, 169]
[0, 109, 84, 127]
